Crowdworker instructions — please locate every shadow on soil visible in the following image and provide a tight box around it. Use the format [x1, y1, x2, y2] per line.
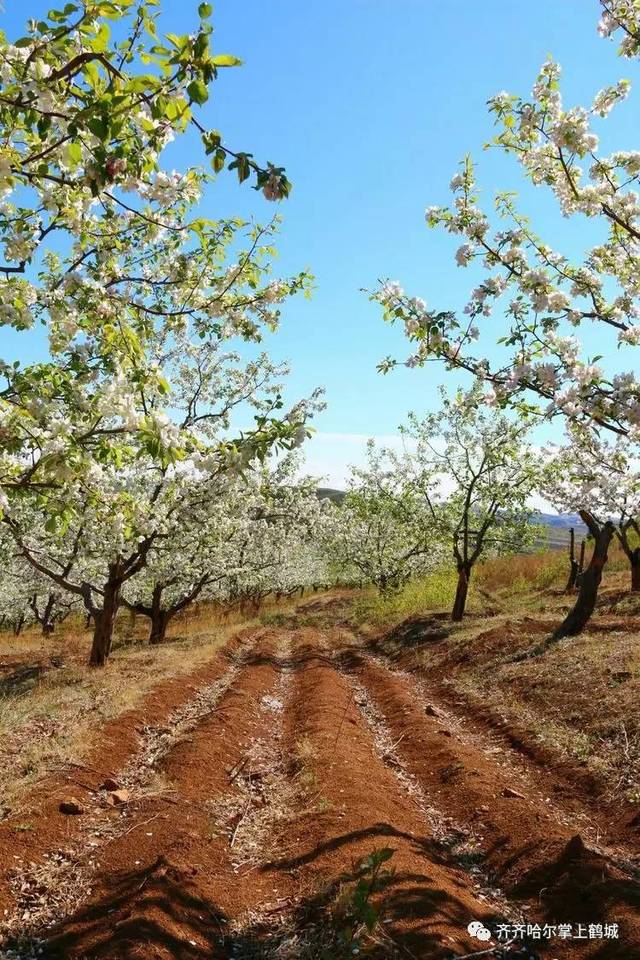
[38, 850, 480, 960]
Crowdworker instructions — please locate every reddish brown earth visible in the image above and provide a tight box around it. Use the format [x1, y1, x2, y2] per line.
[0, 603, 639, 958]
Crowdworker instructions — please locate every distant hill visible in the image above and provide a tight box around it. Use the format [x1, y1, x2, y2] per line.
[316, 491, 587, 550]
[533, 513, 589, 550]
[317, 487, 346, 505]
[536, 512, 587, 531]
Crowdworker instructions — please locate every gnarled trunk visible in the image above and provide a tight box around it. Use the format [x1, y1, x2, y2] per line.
[564, 528, 578, 592]
[451, 565, 471, 622]
[148, 585, 172, 645]
[631, 548, 640, 593]
[89, 571, 121, 667]
[149, 610, 171, 645]
[553, 517, 614, 640]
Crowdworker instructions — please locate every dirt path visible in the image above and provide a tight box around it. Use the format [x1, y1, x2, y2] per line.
[0, 606, 639, 959]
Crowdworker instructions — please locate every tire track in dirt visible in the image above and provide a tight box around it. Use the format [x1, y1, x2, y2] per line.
[21, 630, 310, 960]
[8, 614, 639, 959]
[7, 625, 508, 960]
[341, 643, 640, 958]
[262, 629, 502, 960]
[0, 630, 265, 957]
[0, 630, 259, 924]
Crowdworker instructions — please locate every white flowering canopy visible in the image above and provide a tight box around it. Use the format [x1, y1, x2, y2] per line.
[0, 0, 308, 518]
[373, 1, 640, 440]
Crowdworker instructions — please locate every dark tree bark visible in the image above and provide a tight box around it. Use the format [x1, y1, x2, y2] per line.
[615, 520, 640, 593]
[451, 564, 471, 621]
[149, 585, 172, 644]
[576, 539, 586, 585]
[564, 528, 579, 592]
[124, 576, 212, 646]
[552, 511, 614, 641]
[632, 549, 640, 593]
[149, 609, 172, 644]
[29, 592, 58, 636]
[89, 570, 121, 667]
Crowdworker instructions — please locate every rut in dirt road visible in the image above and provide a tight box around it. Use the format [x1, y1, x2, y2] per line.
[4, 609, 640, 960]
[329, 627, 640, 959]
[0, 625, 505, 960]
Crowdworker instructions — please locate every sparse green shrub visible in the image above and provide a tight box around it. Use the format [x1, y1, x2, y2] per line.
[351, 569, 458, 625]
[322, 847, 396, 959]
[533, 555, 566, 590]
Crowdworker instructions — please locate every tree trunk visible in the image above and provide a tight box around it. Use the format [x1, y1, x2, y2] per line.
[631, 547, 640, 593]
[576, 539, 586, 586]
[553, 521, 614, 640]
[149, 609, 171, 644]
[451, 566, 471, 622]
[565, 560, 579, 592]
[564, 528, 578, 592]
[145, 584, 168, 645]
[41, 594, 57, 635]
[89, 575, 121, 667]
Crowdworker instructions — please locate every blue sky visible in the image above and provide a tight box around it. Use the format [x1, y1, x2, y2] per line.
[2, 0, 638, 487]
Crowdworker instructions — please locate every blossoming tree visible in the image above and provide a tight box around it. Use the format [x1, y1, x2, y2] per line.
[4, 341, 322, 664]
[399, 388, 539, 620]
[324, 440, 446, 595]
[121, 456, 325, 642]
[0, 0, 301, 507]
[372, 1, 640, 439]
[542, 427, 640, 642]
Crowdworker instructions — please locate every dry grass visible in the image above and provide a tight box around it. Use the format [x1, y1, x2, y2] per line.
[476, 539, 639, 596]
[0, 606, 262, 815]
[402, 568, 640, 802]
[476, 549, 567, 594]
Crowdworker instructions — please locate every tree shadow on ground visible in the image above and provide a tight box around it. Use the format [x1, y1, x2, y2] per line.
[30, 832, 493, 960]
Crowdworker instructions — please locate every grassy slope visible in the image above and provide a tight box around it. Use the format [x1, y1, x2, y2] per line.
[0, 603, 263, 812]
[2, 546, 639, 818]
[351, 546, 640, 805]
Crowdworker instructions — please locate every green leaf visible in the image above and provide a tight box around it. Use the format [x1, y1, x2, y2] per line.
[67, 141, 82, 166]
[187, 79, 209, 105]
[89, 21, 110, 52]
[87, 115, 109, 140]
[211, 53, 242, 67]
[212, 148, 225, 173]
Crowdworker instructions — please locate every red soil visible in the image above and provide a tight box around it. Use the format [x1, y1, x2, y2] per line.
[0, 607, 639, 958]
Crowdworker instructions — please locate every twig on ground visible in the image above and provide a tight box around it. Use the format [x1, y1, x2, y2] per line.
[122, 812, 162, 837]
[383, 732, 405, 757]
[454, 938, 519, 959]
[228, 755, 249, 783]
[230, 796, 252, 848]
